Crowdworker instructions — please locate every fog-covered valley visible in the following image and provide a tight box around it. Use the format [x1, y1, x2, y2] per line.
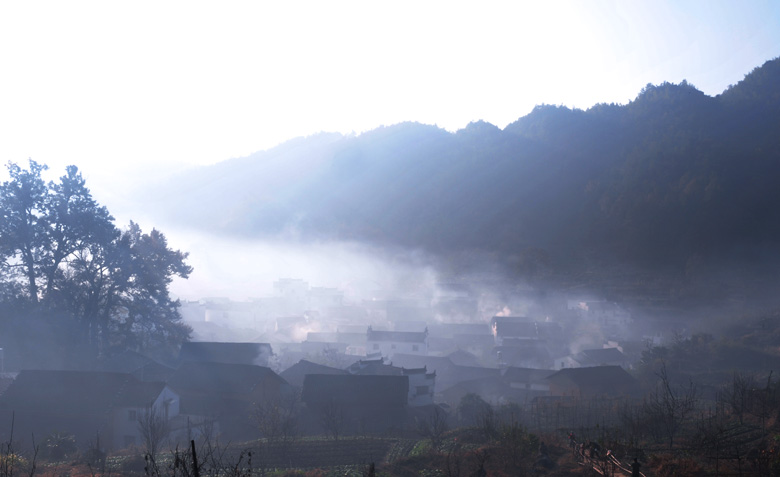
[2, 51, 780, 475]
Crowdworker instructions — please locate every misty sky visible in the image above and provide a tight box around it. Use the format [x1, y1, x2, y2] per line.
[1, 0, 778, 185]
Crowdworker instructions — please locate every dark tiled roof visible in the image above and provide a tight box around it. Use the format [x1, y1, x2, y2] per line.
[179, 342, 272, 365]
[535, 322, 563, 339]
[446, 349, 480, 367]
[546, 366, 637, 388]
[280, 360, 347, 388]
[490, 316, 533, 326]
[435, 323, 491, 335]
[0, 370, 166, 415]
[501, 367, 555, 384]
[572, 348, 627, 366]
[306, 332, 340, 343]
[438, 377, 535, 406]
[390, 354, 455, 375]
[169, 362, 285, 396]
[495, 344, 550, 359]
[449, 365, 502, 383]
[367, 329, 427, 343]
[117, 381, 170, 407]
[302, 374, 408, 407]
[99, 350, 168, 373]
[494, 322, 538, 338]
[401, 367, 428, 375]
[347, 359, 402, 376]
[453, 334, 496, 347]
[335, 332, 367, 344]
[131, 362, 177, 382]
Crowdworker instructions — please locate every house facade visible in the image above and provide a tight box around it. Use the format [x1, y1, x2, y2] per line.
[179, 341, 274, 367]
[347, 358, 436, 407]
[0, 370, 180, 451]
[403, 367, 436, 407]
[546, 366, 639, 398]
[112, 384, 180, 449]
[366, 326, 428, 358]
[301, 374, 408, 434]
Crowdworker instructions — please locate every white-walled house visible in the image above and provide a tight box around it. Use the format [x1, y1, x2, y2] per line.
[347, 358, 436, 407]
[366, 327, 428, 358]
[403, 367, 436, 407]
[554, 347, 629, 370]
[568, 300, 632, 337]
[112, 383, 180, 449]
[0, 370, 180, 451]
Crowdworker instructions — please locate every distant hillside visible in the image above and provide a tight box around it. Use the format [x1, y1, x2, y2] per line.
[141, 58, 780, 295]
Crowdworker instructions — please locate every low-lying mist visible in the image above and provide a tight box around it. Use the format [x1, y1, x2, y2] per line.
[165, 232, 439, 302]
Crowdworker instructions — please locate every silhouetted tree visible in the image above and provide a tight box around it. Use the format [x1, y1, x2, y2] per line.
[415, 405, 449, 448]
[320, 399, 344, 440]
[0, 161, 191, 362]
[138, 404, 171, 460]
[642, 362, 698, 449]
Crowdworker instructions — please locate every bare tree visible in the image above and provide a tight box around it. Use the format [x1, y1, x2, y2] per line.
[138, 404, 170, 460]
[444, 438, 464, 477]
[253, 391, 299, 446]
[415, 405, 449, 449]
[750, 372, 777, 434]
[720, 371, 756, 425]
[642, 362, 698, 449]
[320, 399, 344, 440]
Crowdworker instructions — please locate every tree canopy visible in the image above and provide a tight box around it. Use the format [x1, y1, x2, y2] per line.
[0, 160, 191, 368]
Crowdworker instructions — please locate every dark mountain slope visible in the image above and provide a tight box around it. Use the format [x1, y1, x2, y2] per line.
[142, 57, 780, 288]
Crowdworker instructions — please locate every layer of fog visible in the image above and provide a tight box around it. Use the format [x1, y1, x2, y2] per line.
[164, 232, 438, 303]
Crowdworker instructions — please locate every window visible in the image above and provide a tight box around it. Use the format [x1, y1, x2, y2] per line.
[127, 410, 137, 421]
[416, 386, 429, 396]
[412, 345, 419, 352]
[391, 344, 396, 349]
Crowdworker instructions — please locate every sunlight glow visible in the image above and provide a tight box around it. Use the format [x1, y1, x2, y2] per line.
[1, 0, 778, 179]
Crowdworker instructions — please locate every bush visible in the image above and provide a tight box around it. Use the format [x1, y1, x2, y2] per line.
[649, 453, 706, 477]
[0, 453, 30, 475]
[41, 431, 78, 462]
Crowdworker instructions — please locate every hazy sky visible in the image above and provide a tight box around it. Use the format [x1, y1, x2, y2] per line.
[1, 0, 778, 181]
[2, 1, 778, 301]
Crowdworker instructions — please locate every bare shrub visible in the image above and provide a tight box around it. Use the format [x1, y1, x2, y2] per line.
[138, 404, 171, 460]
[320, 399, 344, 440]
[415, 405, 449, 449]
[642, 362, 698, 449]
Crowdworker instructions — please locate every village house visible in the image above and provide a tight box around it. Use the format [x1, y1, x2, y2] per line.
[494, 340, 553, 369]
[167, 362, 289, 441]
[366, 326, 428, 358]
[490, 316, 539, 345]
[280, 359, 347, 388]
[301, 374, 408, 434]
[446, 349, 482, 367]
[305, 329, 367, 356]
[568, 300, 633, 338]
[546, 366, 640, 398]
[0, 370, 179, 451]
[98, 349, 176, 382]
[451, 333, 497, 358]
[555, 347, 629, 370]
[424, 322, 492, 357]
[347, 358, 436, 407]
[179, 341, 273, 367]
[501, 366, 553, 393]
[403, 367, 436, 407]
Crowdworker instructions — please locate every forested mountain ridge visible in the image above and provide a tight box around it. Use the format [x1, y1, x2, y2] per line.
[144, 58, 780, 290]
